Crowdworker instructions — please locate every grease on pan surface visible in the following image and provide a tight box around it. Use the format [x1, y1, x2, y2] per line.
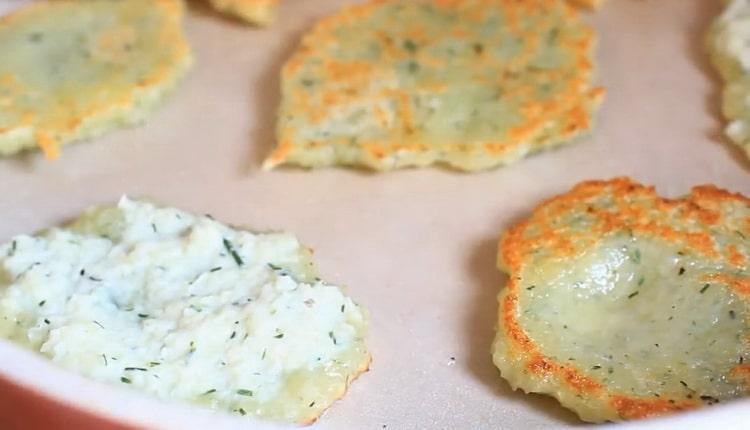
[0, 0, 192, 159]
[0, 198, 370, 424]
[265, 0, 604, 171]
[206, 0, 279, 25]
[492, 178, 750, 422]
[708, 0, 750, 160]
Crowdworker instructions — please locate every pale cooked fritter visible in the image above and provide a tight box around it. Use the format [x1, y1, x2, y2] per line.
[0, 198, 370, 424]
[0, 0, 192, 158]
[265, 0, 604, 171]
[708, 0, 750, 160]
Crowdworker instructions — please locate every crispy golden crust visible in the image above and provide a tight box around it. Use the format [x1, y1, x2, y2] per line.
[566, 0, 604, 10]
[206, 0, 279, 25]
[493, 178, 750, 422]
[266, 0, 604, 171]
[501, 179, 750, 270]
[0, 0, 192, 158]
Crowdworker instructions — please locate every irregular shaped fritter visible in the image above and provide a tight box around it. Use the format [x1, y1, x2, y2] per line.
[206, 0, 279, 26]
[0, 198, 370, 424]
[0, 0, 192, 159]
[265, 0, 604, 171]
[492, 178, 750, 422]
[708, 0, 750, 160]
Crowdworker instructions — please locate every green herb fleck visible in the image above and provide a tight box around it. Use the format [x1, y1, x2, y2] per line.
[9, 240, 17, 256]
[102, 354, 108, 366]
[230, 331, 236, 340]
[38, 300, 46, 307]
[262, 349, 267, 360]
[547, 28, 560, 43]
[210, 267, 222, 273]
[274, 333, 284, 339]
[637, 276, 645, 286]
[700, 284, 710, 294]
[301, 79, 315, 87]
[526, 286, 536, 291]
[736, 230, 746, 240]
[309, 401, 316, 407]
[223, 239, 244, 266]
[341, 304, 345, 313]
[236, 389, 253, 397]
[120, 377, 131, 384]
[730, 310, 736, 319]
[188, 273, 202, 285]
[202, 389, 216, 395]
[138, 313, 149, 318]
[88, 276, 102, 282]
[43, 318, 50, 325]
[149, 362, 161, 367]
[124, 367, 147, 372]
[700, 395, 720, 404]
[189, 341, 196, 353]
[237, 408, 246, 416]
[329, 331, 337, 345]
[151, 223, 157, 233]
[591, 365, 601, 370]
[403, 39, 418, 53]
[631, 249, 641, 264]
[628, 291, 639, 299]
[93, 320, 105, 329]
[678, 267, 685, 276]
[267, 263, 282, 271]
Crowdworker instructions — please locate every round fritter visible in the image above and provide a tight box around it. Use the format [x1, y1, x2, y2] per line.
[492, 178, 750, 422]
[206, 0, 279, 26]
[0, 198, 370, 424]
[0, 0, 192, 159]
[265, 0, 604, 171]
[708, 0, 750, 161]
